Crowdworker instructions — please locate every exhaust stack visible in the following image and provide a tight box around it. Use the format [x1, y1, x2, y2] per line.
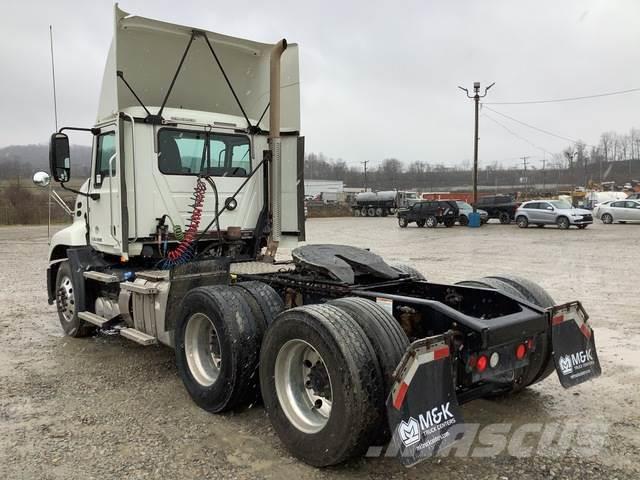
[266, 39, 287, 257]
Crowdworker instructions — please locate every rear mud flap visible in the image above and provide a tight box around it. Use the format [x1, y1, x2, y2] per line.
[386, 335, 464, 467]
[550, 302, 601, 388]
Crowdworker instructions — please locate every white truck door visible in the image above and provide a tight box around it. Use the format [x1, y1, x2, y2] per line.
[87, 125, 123, 256]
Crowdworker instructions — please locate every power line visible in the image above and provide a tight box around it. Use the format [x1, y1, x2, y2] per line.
[484, 87, 640, 105]
[481, 112, 554, 157]
[482, 105, 582, 144]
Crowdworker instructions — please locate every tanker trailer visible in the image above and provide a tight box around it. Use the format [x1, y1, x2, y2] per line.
[352, 191, 398, 216]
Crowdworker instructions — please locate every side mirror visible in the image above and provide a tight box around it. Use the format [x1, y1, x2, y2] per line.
[49, 132, 70, 182]
[546, 206, 553, 211]
[32, 171, 51, 187]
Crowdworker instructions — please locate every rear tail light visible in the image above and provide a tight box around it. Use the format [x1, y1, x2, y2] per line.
[515, 343, 527, 360]
[476, 355, 488, 373]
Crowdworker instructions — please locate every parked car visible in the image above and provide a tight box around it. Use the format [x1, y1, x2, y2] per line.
[397, 200, 458, 228]
[455, 201, 488, 225]
[515, 200, 593, 229]
[594, 199, 640, 224]
[475, 194, 519, 224]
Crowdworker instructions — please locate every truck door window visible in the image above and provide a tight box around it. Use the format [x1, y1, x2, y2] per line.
[95, 132, 116, 186]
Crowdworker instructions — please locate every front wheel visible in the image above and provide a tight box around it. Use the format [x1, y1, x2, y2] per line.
[459, 215, 469, 226]
[55, 261, 94, 337]
[260, 304, 384, 467]
[556, 216, 570, 229]
[398, 216, 408, 228]
[516, 215, 529, 228]
[601, 213, 613, 224]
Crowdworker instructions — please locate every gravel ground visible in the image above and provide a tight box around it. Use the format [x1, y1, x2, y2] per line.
[1, 220, 639, 479]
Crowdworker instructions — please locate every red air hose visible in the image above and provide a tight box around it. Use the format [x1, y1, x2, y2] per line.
[166, 177, 206, 263]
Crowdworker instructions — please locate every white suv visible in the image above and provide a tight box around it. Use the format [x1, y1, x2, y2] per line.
[515, 200, 593, 229]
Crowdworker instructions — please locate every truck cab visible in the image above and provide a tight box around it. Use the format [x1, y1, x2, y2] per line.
[45, 5, 304, 301]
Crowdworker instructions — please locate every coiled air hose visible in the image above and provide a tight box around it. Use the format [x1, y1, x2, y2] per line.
[161, 177, 207, 268]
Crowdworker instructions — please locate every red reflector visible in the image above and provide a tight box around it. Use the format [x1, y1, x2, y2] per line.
[515, 343, 527, 360]
[476, 355, 488, 373]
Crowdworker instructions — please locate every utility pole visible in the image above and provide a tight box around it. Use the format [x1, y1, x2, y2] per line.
[541, 155, 547, 194]
[361, 160, 369, 192]
[521, 156, 529, 195]
[459, 82, 495, 212]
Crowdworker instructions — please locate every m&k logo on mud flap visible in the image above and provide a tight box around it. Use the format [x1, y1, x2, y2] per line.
[398, 402, 456, 448]
[559, 349, 594, 376]
[398, 418, 420, 447]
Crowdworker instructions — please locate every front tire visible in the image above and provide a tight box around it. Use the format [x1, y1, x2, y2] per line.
[260, 304, 384, 467]
[175, 285, 262, 412]
[55, 261, 94, 337]
[398, 216, 408, 228]
[556, 216, 570, 229]
[459, 215, 469, 226]
[601, 213, 613, 224]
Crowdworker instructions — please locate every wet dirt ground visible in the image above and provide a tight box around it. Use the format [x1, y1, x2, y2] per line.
[1, 220, 639, 479]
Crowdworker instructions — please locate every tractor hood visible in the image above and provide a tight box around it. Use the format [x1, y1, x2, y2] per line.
[96, 4, 300, 131]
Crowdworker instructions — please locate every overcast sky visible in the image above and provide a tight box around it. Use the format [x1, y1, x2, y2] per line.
[2, 0, 639, 169]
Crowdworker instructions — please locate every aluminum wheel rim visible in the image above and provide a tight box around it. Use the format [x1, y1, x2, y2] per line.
[184, 313, 222, 387]
[274, 339, 333, 434]
[57, 275, 75, 322]
[427, 217, 437, 227]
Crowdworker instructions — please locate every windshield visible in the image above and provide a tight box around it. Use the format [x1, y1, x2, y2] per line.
[456, 201, 472, 210]
[549, 200, 573, 209]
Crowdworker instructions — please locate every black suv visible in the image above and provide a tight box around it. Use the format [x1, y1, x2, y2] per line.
[397, 200, 458, 228]
[475, 194, 520, 224]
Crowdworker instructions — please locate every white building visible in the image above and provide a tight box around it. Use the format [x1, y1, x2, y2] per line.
[304, 179, 344, 202]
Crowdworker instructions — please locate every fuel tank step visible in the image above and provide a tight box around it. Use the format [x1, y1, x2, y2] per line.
[120, 328, 157, 346]
[78, 311, 112, 328]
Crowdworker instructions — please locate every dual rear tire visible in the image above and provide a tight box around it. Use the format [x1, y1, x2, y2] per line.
[176, 284, 409, 467]
[259, 299, 408, 466]
[175, 282, 283, 413]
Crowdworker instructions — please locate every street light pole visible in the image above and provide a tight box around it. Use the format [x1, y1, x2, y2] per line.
[459, 82, 494, 212]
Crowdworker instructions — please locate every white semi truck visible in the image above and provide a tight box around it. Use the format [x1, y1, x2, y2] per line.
[35, 6, 601, 468]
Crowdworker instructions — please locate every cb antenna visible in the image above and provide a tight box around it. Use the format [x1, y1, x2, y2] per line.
[48, 25, 59, 242]
[49, 25, 58, 131]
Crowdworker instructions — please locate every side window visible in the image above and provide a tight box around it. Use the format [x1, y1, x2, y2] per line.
[611, 201, 624, 208]
[525, 203, 538, 210]
[95, 132, 116, 186]
[625, 201, 639, 209]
